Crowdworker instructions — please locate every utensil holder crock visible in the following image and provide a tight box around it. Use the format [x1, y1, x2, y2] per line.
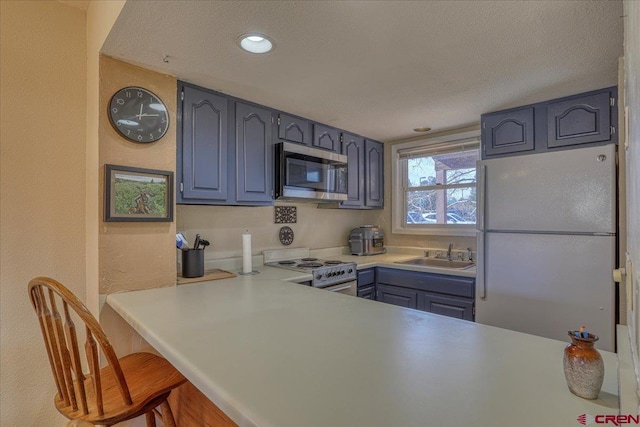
[182, 249, 204, 278]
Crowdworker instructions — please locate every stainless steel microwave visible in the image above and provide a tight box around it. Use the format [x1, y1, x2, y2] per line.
[275, 142, 348, 202]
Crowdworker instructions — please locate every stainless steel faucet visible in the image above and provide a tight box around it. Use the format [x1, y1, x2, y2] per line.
[447, 243, 453, 261]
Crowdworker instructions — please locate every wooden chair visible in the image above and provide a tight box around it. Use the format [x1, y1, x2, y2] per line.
[28, 277, 187, 426]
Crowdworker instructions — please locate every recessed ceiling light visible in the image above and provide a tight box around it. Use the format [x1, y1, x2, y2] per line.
[413, 127, 432, 132]
[238, 33, 274, 54]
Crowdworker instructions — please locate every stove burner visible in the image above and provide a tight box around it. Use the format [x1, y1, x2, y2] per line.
[324, 260, 343, 265]
[297, 262, 323, 268]
[278, 260, 296, 265]
[301, 257, 318, 262]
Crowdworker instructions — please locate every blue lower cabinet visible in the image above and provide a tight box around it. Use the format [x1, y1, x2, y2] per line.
[377, 284, 419, 309]
[420, 293, 474, 321]
[357, 285, 376, 300]
[375, 267, 475, 321]
[357, 268, 376, 299]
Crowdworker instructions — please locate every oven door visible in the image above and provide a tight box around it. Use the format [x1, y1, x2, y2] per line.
[322, 280, 357, 297]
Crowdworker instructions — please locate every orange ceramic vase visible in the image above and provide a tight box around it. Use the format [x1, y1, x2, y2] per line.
[563, 332, 604, 399]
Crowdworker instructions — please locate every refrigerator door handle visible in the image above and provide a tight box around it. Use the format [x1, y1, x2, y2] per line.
[477, 231, 486, 299]
[477, 163, 486, 231]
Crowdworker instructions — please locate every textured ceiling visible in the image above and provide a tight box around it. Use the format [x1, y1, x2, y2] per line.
[102, 0, 623, 142]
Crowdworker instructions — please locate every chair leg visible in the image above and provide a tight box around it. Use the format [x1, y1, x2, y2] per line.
[145, 411, 157, 427]
[160, 399, 177, 427]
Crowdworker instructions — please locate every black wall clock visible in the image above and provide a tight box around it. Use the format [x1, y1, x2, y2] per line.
[279, 226, 294, 246]
[108, 86, 169, 143]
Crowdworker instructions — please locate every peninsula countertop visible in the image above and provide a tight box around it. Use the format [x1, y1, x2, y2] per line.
[106, 263, 618, 427]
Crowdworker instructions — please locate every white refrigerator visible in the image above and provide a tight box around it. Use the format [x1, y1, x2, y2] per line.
[476, 144, 616, 351]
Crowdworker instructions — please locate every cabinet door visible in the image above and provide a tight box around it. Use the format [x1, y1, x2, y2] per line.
[180, 86, 228, 202]
[364, 140, 384, 208]
[376, 284, 418, 309]
[357, 268, 375, 287]
[357, 285, 376, 300]
[278, 114, 310, 145]
[547, 90, 612, 148]
[341, 132, 365, 207]
[235, 102, 273, 203]
[421, 293, 474, 321]
[312, 123, 340, 152]
[482, 107, 535, 157]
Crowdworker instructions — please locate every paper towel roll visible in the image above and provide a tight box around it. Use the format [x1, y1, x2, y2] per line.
[242, 231, 252, 274]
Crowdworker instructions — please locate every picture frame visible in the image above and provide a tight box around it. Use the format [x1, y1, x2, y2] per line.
[104, 164, 173, 222]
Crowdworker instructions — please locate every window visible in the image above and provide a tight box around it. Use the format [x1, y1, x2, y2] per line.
[391, 130, 480, 236]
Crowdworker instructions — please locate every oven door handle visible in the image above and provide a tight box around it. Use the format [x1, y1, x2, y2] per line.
[323, 283, 353, 293]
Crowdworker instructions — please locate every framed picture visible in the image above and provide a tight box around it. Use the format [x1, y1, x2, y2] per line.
[104, 164, 173, 222]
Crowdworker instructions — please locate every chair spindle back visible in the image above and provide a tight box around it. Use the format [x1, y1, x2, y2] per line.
[28, 277, 133, 418]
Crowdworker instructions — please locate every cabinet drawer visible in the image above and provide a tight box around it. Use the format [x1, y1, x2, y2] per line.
[377, 268, 475, 298]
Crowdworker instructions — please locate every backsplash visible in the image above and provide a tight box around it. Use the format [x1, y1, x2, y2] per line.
[177, 203, 379, 260]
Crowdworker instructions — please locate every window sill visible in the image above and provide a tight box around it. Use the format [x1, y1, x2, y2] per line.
[391, 225, 477, 237]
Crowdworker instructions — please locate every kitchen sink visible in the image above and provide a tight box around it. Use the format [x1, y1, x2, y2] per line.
[395, 258, 475, 269]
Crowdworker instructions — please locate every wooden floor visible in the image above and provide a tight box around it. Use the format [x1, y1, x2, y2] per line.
[168, 381, 238, 427]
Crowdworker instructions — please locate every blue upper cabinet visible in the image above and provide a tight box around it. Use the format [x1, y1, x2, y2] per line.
[235, 102, 273, 203]
[341, 132, 365, 207]
[312, 123, 340, 152]
[178, 82, 274, 206]
[482, 107, 535, 157]
[481, 87, 617, 159]
[178, 85, 228, 203]
[278, 113, 310, 146]
[329, 134, 384, 210]
[547, 89, 614, 148]
[365, 139, 384, 208]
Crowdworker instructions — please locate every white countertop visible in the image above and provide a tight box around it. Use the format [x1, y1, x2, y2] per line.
[106, 258, 618, 427]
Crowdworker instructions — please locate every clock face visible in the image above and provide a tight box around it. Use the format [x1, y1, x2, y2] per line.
[108, 87, 169, 143]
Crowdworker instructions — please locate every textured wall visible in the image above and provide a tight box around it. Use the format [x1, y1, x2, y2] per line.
[623, 0, 640, 361]
[86, 0, 126, 314]
[99, 56, 177, 293]
[0, 2, 86, 425]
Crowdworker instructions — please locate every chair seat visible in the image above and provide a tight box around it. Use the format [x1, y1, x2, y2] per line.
[55, 352, 186, 425]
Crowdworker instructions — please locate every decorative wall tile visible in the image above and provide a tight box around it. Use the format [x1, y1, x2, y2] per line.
[275, 206, 297, 224]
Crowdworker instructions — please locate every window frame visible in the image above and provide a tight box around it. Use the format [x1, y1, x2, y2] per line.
[391, 129, 480, 237]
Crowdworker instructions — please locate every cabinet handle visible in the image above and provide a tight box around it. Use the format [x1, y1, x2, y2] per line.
[477, 164, 486, 231]
[477, 232, 486, 299]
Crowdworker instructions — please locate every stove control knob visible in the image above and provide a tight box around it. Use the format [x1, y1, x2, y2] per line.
[348, 268, 353, 274]
[316, 274, 323, 280]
